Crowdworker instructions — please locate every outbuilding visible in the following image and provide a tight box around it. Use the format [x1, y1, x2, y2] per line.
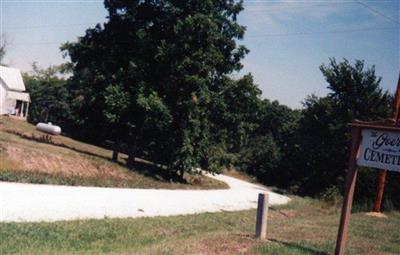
[0, 66, 30, 120]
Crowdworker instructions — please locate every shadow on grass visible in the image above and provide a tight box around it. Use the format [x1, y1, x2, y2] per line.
[268, 239, 329, 255]
[129, 160, 187, 184]
[5, 129, 188, 184]
[4, 129, 113, 161]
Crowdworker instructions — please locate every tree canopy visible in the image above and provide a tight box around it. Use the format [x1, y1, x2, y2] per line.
[62, 0, 249, 176]
[293, 59, 393, 200]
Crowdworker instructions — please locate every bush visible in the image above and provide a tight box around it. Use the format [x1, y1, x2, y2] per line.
[320, 185, 342, 207]
[237, 134, 281, 181]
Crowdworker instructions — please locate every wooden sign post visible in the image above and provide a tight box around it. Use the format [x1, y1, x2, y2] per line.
[335, 122, 400, 255]
[372, 76, 400, 212]
[335, 76, 400, 254]
[334, 126, 361, 255]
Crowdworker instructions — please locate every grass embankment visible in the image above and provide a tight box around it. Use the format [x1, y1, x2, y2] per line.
[223, 169, 258, 183]
[0, 117, 227, 189]
[1, 197, 399, 255]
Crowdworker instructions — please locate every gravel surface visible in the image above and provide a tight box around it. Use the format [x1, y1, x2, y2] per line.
[0, 173, 290, 222]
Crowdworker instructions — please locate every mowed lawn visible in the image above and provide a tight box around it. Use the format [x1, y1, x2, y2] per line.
[0, 117, 227, 189]
[1, 198, 399, 255]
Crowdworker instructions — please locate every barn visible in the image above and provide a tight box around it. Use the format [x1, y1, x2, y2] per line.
[0, 66, 30, 120]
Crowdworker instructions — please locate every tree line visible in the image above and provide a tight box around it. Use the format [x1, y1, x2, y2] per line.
[23, 0, 399, 210]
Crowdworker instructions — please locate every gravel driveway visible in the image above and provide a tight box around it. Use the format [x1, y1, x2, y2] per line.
[0, 173, 290, 222]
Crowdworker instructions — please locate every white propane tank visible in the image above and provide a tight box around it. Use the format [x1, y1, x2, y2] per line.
[36, 122, 62, 135]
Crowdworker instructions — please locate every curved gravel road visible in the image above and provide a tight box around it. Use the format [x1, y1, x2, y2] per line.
[0, 173, 290, 222]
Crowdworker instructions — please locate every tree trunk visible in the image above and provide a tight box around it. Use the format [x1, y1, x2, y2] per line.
[178, 169, 185, 180]
[112, 139, 120, 162]
[112, 150, 119, 162]
[127, 125, 143, 168]
[127, 145, 136, 168]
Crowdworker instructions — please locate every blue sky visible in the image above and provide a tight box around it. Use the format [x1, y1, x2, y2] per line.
[1, 0, 399, 108]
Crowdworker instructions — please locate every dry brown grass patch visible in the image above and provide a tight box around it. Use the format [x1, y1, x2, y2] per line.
[5, 145, 132, 179]
[0, 116, 228, 189]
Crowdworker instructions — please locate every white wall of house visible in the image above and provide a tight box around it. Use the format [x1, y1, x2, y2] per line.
[0, 66, 30, 118]
[0, 80, 8, 115]
[0, 81, 19, 115]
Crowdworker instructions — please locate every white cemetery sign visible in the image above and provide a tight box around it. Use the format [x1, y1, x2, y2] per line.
[357, 128, 400, 172]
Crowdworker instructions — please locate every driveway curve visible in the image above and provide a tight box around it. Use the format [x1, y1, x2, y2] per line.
[0, 173, 290, 222]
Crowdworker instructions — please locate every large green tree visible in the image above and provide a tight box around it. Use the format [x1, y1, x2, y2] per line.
[296, 58, 392, 196]
[63, 0, 248, 177]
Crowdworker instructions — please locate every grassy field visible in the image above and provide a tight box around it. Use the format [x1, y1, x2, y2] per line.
[1, 197, 399, 255]
[0, 116, 227, 189]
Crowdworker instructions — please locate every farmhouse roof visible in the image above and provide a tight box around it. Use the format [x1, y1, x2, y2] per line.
[0, 65, 26, 91]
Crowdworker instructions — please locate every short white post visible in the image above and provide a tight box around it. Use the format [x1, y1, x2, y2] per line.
[256, 193, 269, 239]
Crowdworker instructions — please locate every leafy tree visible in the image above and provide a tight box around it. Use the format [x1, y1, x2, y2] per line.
[218, 74, 263, 154]
[296, 58, 392, 196]
[233, 98, 301, 185]
[23, 63, 73, 130]
[204, 73, 264, 173]
[321, 58, 391, 121]
[62, 0, 248, 177]
[256, 99, 301, 185]
[211, 74, 299, 184]
[236, 134, 281, 179]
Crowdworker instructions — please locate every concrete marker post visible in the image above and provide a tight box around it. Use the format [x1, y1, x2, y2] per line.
[256, 193, 269, 239]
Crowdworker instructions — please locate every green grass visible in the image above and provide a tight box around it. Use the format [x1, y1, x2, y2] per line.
[0, 116, 227, 189]
[1, 197, 399, 255]
[0, 168, 227, 189]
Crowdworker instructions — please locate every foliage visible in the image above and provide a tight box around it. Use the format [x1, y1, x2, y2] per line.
[62, 0, 248, 176]
[236, 134, 281, 178]
[294, 58, 395, 206]
[207, 74, 299, 182]
[226, 92, 301, 184]
[320, 185, 342, 207]
[216, 74, 263, 155]
[223, 58, 399, 210]
[256, 99, 301, 185]
[23, 63, 73, 130]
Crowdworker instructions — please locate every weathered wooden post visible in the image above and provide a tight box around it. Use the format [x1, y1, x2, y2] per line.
[372, 169, 387, 212]
[335, 126, 361, 255]
[372, 75, 400, 212]
[256, 193, 269, 239]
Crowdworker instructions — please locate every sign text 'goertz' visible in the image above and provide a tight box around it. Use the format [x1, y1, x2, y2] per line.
[357, 129, 400, 172]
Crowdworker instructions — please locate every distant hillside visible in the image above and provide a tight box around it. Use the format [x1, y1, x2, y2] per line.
[0, 117, 227, 189]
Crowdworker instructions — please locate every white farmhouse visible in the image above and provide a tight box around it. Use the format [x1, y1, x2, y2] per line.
[0, 66, 30, 120]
